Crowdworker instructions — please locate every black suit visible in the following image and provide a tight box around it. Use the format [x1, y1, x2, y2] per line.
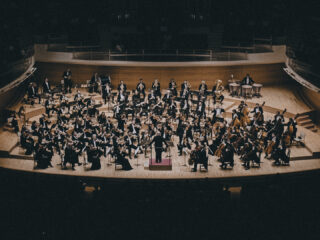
[150, 135, 168, 163]
[241, 76, 254, 85]
[42, 81, 51, 94]
[117, 83, 127, 92]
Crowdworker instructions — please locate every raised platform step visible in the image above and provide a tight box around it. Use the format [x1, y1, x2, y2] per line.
[298, 119, 313, 126]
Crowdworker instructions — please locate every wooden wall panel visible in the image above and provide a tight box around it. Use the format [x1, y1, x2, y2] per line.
[35, 62, 288, 90]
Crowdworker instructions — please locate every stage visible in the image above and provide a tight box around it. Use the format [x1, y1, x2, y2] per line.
[0, 84, 320, 184]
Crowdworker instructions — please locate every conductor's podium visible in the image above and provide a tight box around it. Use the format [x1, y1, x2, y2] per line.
[149, 158, 172, 171]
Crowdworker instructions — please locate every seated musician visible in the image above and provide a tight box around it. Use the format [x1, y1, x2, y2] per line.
[191, 142, 208, 172]
[152, 79, 161, 97]
[241, 73, 254, 86]
[148, 89, 156, 104]
[117, 80, 127, 93]
[87, 134, 103, 170]
[162, 90, 171, 104]
[272, 143, 290, 166]
[117, 90, 127, 104]
[35, 140, 53, 169]
[212, 105, 225, 123]
[124, 132, 140, 159]
[136, 78, 146, 99]
[114, 146, 133, 171]
[274, 111, 285, 123]
[63, 139, 80, 170]
[102, 83, 112, 104]
[212, 79, 224, 104]
[42, 78, 51, 94]
[196, 99, 206, 119]
[132, 90, 141, 103]
[180, 98, 190, 119]
[169, 78, 177, 96]
[219, 140, 235, 169]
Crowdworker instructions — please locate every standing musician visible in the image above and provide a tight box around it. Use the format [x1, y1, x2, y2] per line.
[63, 68, 72, 93]
[180, 80, 190, 97]
[27, 82, 41, 104]
[169, 78, 177, 96]
[198, 80, 208, 95]
[136, 78, 146, 99]
[102, 82, 112, 104]
[42, 78, 51, 95]
[149, 131, 168, 163]
[212, 79, 224, 104]
[90, 73, 99, 93]
[152, 79, 161, 97]
[251, 103, 264, 125]
[117, 80, 127, 93]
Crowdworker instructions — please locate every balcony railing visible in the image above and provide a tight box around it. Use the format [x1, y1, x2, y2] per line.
[72, 48, 248, 62]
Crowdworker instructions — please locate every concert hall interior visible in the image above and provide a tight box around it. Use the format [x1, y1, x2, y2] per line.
[1, 0, 320, 239]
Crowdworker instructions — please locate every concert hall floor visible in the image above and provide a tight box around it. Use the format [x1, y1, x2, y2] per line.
[0, 84, 319, 182]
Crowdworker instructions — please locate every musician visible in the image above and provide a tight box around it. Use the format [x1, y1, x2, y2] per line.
[274, 111, 285, 123]
[117, 80, 127, 93]
[191, 142, 208, 172]
[241, 73, 254, 86]
[152, 79, 161, 97]
[136, 78, 146, 99]
[212, 80, 224, 104]
[180, 81, 190, 98]
[63, 68, 72, 93]
[286, 118, 297, 140]
[35, 140, 53, 169]
[180, 98, 190, 119]
[42, 78, 51, 94]
[196, 99, 206, 118]
[219, 140, 235, 169]
[272, 144, 290, 166]
[87, 134, 102, 170]
[63, 139, 80, 170]
[117, 90, 127, 104]
[114, 146, 133, 170]
[102, 83, 112, 104]
[162, 90, 171, 104]
[169, 79, 177, 96]
[27, 82, 41, 104]
[251, 103, 264, 125]
[148, 90, 156, 104]
[90, 73, 99, 93]
[178, 137, 191, 156]
[212, 105, 225, 123]
[198, 80, 208, 94]
[125, 132, 139, 159]
[149, 131, 168, 163]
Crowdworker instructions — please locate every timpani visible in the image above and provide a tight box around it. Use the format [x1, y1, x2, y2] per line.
[241, 85, 252, 98]
[252, 83, 263, 97]
[229, 83, 240, 97]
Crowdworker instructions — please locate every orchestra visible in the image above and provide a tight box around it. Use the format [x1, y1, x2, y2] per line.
[15, 71, 293, 172]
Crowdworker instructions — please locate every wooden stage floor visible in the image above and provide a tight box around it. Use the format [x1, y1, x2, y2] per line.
[0, 84, 319, 182]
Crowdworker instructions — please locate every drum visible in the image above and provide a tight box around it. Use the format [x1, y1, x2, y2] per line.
[229, 83, 240, 97]
[252, 83, 263, 97]
[241, 85, 252, 98]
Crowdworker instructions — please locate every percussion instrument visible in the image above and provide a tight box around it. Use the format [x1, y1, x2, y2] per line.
[252, 84, 263, 97]
[229, 83, 240, 97]
[241, 85, 252, 98]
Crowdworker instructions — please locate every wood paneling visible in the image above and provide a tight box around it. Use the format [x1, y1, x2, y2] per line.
[35, 62, 288, 90]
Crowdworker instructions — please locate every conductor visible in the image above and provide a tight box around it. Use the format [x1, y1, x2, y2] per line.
[150, 131, 168, 163]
